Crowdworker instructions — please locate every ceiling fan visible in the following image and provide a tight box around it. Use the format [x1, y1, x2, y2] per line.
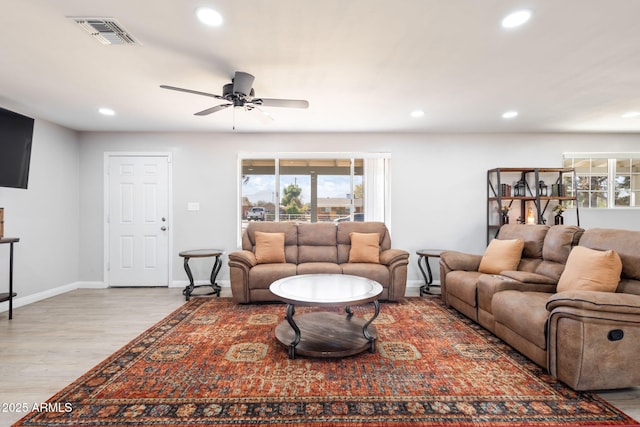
[160, 71, 309, 117]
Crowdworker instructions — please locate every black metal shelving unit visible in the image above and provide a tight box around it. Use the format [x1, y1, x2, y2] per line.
[487, 168, 579, 243]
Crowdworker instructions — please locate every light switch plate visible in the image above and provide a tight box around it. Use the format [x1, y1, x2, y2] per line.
[187, 202, 200, 211]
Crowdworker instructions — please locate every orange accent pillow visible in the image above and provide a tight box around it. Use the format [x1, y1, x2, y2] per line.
[348, 232, 380, 263]
[478, 239, 524, 274]
[254, 231, 286, 264]
[557, 246, 622, 293]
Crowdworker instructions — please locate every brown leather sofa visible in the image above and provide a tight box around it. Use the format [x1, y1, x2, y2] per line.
[440, 224, 640, 391]
[228, 221, 409, 303]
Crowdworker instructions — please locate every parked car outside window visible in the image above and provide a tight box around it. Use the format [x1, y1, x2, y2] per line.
[247, 207, 267, 221]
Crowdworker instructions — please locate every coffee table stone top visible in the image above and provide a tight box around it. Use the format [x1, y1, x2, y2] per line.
[269, 274, 383, 306]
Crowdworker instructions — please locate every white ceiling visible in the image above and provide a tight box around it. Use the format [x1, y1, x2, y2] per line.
[1, 0, 640, 133]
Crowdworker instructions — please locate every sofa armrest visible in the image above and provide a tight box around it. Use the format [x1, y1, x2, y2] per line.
[546, 290, 640, 390]
[379, 248, 410, 266]
[228, 250, 257, 304]
[228, 250, 257, 269]
[440, 251, 482, 272]
[477, 274, 556, 316]
[379, 249, 409, 302]
[499, 270, 557, 285]
[547, 290, 640, 315]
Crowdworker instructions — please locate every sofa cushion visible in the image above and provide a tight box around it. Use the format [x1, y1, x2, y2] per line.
[479, 239, 524, 274]
[242, 222, 299, 264]
[337, 222, 390, 264]
[254, 231, 286, 264]
[523, 225, 584, 281]
[542, 225, 584, 264]
[341, 263, 390, 287]
[445, 271, 484, 307]
[248, 263, 297, 289]
[297, 222, 338, 263]
[578, 228, 640, 281]
[348, 232, 380, 263]
[493, 291, 551, 350]
[297, 262, 343, 275]
[557, 246, 622, 293]
[497, 224, 549, 259]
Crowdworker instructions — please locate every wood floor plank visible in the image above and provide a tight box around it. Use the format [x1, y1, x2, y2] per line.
[1, 288, 638, 426]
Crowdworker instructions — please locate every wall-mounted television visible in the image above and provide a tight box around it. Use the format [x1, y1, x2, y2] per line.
[0, 107, 34, 189]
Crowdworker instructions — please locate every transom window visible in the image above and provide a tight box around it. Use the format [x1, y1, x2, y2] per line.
[563, 153, 640, 208]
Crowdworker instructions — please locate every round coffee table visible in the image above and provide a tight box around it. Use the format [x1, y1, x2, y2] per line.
[270, 274, 383, 359]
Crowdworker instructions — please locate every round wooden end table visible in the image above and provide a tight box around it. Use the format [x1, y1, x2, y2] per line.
[178, 249, 223, 301]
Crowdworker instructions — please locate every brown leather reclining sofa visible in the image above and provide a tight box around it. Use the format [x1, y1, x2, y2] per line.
[440, 224, 640, 391]
[228, 221, 409, 303]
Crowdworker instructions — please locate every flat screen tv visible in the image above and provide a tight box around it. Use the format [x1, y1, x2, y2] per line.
[0, 107, 34, 189]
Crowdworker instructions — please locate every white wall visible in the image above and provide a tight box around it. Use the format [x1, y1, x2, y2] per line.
[3, 127, 638, 310]
[0, 119, 80, 310]
[77, 131, 640, 289]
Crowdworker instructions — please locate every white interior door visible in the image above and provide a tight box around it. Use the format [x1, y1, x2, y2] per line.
[107, 155, 170, 286]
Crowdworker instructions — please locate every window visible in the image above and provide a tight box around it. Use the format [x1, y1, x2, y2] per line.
[239, 153, 390, 239]
[563, 153, 640, 208]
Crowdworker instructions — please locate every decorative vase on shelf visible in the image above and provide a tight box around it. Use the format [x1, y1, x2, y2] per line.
[501, 214, 509, 225]
[554, 214, 564, 225]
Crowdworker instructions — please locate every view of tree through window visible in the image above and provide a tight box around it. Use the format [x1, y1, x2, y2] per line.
[564, 154, 640, 208]
[241, 157, 368, 227]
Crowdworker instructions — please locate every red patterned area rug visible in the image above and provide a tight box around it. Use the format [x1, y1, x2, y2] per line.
[14, 297, 638, 427]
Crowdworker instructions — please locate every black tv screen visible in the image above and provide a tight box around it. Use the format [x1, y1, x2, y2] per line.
[0, 107, 34, 189]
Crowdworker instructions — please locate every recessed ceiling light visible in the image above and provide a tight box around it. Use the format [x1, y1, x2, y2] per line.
[410, 110, 425, 118]
[196, 7, 223, 26]
[99, 108, 115, 116]
[502, 111, 518, 119]
[621, 111, 640, 118]
[501, 10, 531, 28]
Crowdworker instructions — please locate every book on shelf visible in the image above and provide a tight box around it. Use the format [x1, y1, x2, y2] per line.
[551, 183, 566, 197]
[500, 184, 511, 197]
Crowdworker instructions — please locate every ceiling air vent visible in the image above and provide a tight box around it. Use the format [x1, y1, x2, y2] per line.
[70, 17, 138, 45]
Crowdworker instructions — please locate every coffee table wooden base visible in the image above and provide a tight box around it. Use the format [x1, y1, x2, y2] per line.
[275, 311, 378, 359]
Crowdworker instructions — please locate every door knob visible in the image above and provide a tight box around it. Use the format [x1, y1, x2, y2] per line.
[161, 226, 167, 231]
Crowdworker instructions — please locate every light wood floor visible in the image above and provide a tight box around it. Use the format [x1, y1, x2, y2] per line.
[1, 288, 638, 426]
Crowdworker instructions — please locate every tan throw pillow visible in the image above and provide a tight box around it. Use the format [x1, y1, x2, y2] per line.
[478, 239, 524, 274]
[348, 232, 380, 263]
[556, 246, 622, 293]
[254, 231, 286, 264]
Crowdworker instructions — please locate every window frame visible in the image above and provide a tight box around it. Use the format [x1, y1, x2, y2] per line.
[237, 152, 391, 246]
[563, 152, 640, 209]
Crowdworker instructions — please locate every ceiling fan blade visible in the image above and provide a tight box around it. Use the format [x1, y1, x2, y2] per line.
[254, 98, 309, 109]
[232, 72, 255, 97]
[194, 104, 232, 116]
[252, 106, 276, 123]
[160, 85, 225, 100]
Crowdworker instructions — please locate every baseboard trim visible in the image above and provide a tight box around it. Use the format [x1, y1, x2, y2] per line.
[2, 279, 433, 313]
[170, 280, 231, 288]
[0, 281, 107, 313]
